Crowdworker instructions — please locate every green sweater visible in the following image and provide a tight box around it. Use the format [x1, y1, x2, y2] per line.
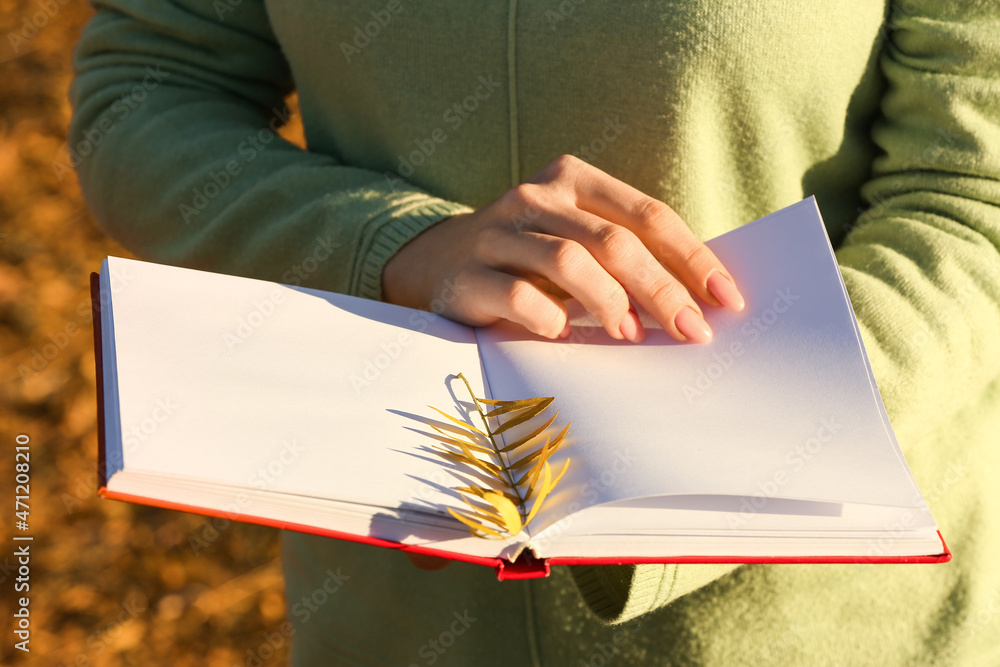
[70, 1, 1000, 664]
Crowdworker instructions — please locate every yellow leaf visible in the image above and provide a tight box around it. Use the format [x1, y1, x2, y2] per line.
[433, 437, 500, 475]
[524, 458, 570, 526]
[476, 398, 516, 406]
[447, 508, 504, 538]
[432, 450, 467, 466]
[524, 441, 554, 501]
[498, 413, 557, 452]
[492, 398, 555, 435]
[458, 486, 520, 506]
[482, 491, 523, 534]
[432, 447, 501, 477]
[547, 422, 570, 450]
[437, 372, 571, 540]
[509, 446, 543, 471]
[428, 405, 486, 436]
[427, 420, 491, 442]
[451, 439, 502, 476]
[526, 423, 569, 487]
[552, 457, 570, 486]
[459, 495, 503, 523]
[510, 421, 568, 469]
[483, 397, 552, 419]
[529, 437, 552, 482]
[428, 426, 493, 455]
[526, 451, 570, 502]
[523, 462, 552, 526]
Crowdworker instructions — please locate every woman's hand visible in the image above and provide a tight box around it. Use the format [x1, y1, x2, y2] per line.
[383, 154, 744, 344]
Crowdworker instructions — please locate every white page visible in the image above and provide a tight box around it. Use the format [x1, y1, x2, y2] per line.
[532, 495, 937, 541]
[476, 199, 926, 512]
[105, 257, 492, 518]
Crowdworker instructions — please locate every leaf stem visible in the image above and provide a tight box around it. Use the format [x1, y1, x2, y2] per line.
[456, 373, 528, 525]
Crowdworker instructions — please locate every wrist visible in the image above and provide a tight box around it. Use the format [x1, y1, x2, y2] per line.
[382, 214, 465, 307]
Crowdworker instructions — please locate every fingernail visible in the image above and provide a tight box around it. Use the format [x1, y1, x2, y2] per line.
[618, 308, 646, 343]
[560, 321, 572, 338]
[706, 272, 745, 312]
[675, 306, 712, 343]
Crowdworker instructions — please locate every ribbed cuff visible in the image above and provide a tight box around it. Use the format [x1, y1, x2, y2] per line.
[352, 196, 474, 301]
[570, 561, 743, 625]
[569, 564, 637, 623]
[569, 563, 682, 625]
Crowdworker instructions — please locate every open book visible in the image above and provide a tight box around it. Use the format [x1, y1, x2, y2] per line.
[92, 198, 949, 579]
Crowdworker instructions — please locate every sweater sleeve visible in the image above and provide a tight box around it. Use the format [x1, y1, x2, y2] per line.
[69, 0, 472, 298]
[569, 0, 1000, 624]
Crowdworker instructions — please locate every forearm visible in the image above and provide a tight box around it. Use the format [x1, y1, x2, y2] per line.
[70, 0, 471, 297]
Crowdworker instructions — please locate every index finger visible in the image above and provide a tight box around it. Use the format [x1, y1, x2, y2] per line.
[532, 156, 745, 312]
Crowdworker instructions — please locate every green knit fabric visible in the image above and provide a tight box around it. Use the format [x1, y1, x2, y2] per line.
[70, 1, 1000, 664]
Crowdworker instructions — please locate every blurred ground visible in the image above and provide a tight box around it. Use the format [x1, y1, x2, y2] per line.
[0, 2, 305, 664]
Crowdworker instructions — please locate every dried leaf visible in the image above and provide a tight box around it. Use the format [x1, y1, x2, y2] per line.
[498, 413, 557, 452]
[432, 446, 501, 476]
[525, 443, 556, 501]
[453, 439, 501, 475]
[509, 447, 543, 471]
[447, 508, 504, 538]
[528, 422, 569, 485]
[483, 397, 552, 419]
[428, 426, 493, 455]
[492, 398, 554, 435]
[524, 459, 570, 526]
[510, 421, 569, 470]
[548, 422, 570, 449]
[429, 373, 572, 540]
[459, 495, 503, 523]
[428, 405, 486, 436]
[428, 420, 492, 443]
[482, 491, 523, 534]
[523, 462, 552, 526]
[458, 486, 520, 506]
